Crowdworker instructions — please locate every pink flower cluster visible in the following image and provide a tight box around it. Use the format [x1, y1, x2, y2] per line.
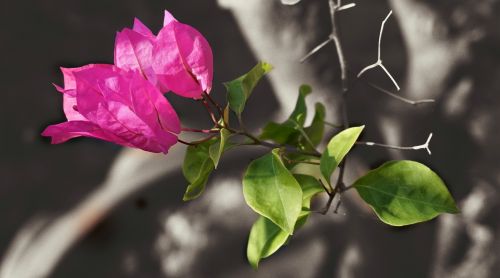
[42, 11, 213, 153]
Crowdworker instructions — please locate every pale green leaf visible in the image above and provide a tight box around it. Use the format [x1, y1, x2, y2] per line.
[243, 149, 303, 234]
[353, 160, 459, 226]
[320, 126, 364, 183]
[247, 216, 289, 269]
[246, 173, 324, 268]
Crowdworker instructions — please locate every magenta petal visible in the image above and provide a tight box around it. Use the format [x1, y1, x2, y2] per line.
[71, 65, 118, 123]
[72, 66, 179, 153]
[60, 64, 110, 90]
[152, 25, 206, 98]
[114, 29, 155, 83]
[163, 10, 177, 26]
[173, 23, 214, 93]
[63, 94, 86, 121]
[53, 83, 65, 93]
[132, 18, 154, 38]
[41, 120, 124, 145]
[128, 71, 181, 134]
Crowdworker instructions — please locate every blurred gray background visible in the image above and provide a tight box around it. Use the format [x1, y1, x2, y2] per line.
[1, 0, 499, 277]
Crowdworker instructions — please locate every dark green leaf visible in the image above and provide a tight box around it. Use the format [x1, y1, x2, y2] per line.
[260, 121, 299, 145]
[303, 103, 326, 148]
[289, 84, 311, 126]
[182, 139, 217, 201]
[224, 62, 273, 116]
[295, 174, 325, 207]
[243, 149, 303, 234]
[259, 84, 312, 145]
[320, 126, 364, 184]
[353, 160, 459, 226]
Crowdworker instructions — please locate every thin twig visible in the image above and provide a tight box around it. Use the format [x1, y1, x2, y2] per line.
[300, 38, 332, 63]
[201, 100, 219, 126]
[357, 133, 433, 155]
[319, 178, 333, 195]
[327, 0, 350, 215]
[181, 127, 219, 134]
[233, 129, 322, 157]
[289, 120, 318, 152]
[378, 10, 392, 61]
[202, 91, 224, 117]
[320, 192, 336, 215]
[367, 83, 435, 106]
[333, 195, 342, 213]
[337, 3, 356, 11]
[178, 135, 218, 146]
[357, 10, 401, 91]
[329, 0, 349, 92]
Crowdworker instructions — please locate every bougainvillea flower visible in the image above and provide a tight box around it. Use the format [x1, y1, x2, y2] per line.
[42, 64, 181, 153]
[114, 10, 213, 99]
[114, 19, 158, 87]
[153, 10, 213, 99]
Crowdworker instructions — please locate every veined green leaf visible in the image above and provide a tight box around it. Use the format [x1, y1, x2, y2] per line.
[224, 62, 273, 116]
[320, 126, 364, 184]
[353, 160, 459, 226]
[246, 174, 324, 269]
[243, 149, 303, 234]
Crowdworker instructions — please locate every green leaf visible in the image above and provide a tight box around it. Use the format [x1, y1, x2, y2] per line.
[182, 139, 217, 201]
[246, 174, 324, 269]
[260, 84, 312, 145]
[320, 126, 364, 184]
[243, 149, 303, 234]
[353, 160, 459, 226]
[260, 122, 299, 145]
[223, 104, 230, 126]
[209, 128, 231, 169]
[247, 216, 290, 269]
[291, 161, 327, 186]
[224, 61, 273, 116]
[294, 174, 325, 207]
[289, 84, 311, 126]
[303, 103, 325, 148]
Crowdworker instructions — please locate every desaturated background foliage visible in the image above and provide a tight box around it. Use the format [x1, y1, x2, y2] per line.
[1, 0, 500, 277]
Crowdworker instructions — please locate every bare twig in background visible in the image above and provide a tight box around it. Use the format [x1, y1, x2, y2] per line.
[357, 10, 401, 91]
[327, 0, 351, 213]
[300, 38, 332, 63]
[337, 3, 356, 11]
[368, 83, 435, 106]
[357, 132, 433, 155]
[300, 1, 356, 64]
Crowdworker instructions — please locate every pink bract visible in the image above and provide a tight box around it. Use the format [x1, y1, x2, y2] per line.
[43, 65, 181, 153]
[114, 10, 213, 99]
